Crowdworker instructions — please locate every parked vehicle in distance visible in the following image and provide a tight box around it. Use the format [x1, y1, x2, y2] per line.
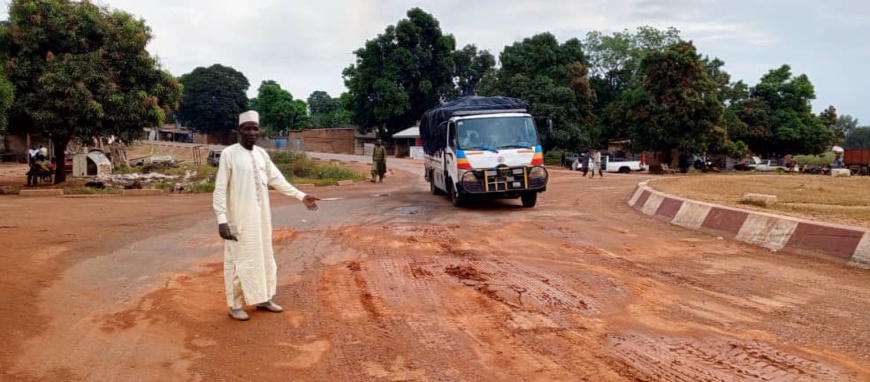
[563, 152, 582, 168]
[843, 149, 870, 175]
[571, 155, 647, 173]
[746, 156, 788, 172]
[207, 150, 221, 167]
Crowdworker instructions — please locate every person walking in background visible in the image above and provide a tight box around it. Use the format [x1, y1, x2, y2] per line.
[371, 140, 387, 183]
[590, 148, 603, 179]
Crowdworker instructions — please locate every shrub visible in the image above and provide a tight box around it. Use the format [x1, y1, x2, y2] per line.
[794, 152, 835, 167]
[269, 151, 364, 185]
[193, 181, 215, 193]
[155, 182, 175, 191]
[544, 149, 564, 166]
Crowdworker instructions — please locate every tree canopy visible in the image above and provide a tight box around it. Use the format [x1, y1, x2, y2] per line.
[307, 90, 350, 128]
[2, 0, 181, 182]
[251, 80, 307, 135]
[343, 8, 456, 138]
[453, 44, 496, 96]
[480, 33, 595, 150]
[843, 127, 870, 149]
[730, 65, 834, 156]
[177, 64, 249, 134]
[340, 11, 843, 158]
[0, 2, 849, 167]
[610, 41, 724, 158]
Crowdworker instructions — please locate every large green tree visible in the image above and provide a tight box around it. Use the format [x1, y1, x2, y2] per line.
[251, 80, 307, 135]
[2, 0, 181, 183]
[584, 26, 681, 113]
[482, 33, 596, 150]
[613, 41, 723, 162]
[843, 127, 870, 149]
[453, 44, 495, 96]
[343, 8, 456, 138]
[732, 65, 834, 156]
[177, 64, 249, 134]
[307, 90, 350, 128]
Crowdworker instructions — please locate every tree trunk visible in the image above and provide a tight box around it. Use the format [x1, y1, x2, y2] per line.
[52, 136, 68, 184]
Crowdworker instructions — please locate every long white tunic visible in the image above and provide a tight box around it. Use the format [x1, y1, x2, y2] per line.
[212, 144, 306, 306]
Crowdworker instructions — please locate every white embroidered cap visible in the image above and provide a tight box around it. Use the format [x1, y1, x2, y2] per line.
[239, 110, 259, 126]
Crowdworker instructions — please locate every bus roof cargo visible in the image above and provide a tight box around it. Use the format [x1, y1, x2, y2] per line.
[419, 96, 528, 155]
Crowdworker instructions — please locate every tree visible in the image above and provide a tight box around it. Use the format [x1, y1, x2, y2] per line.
[251, 81, 307, 135]
[343, 8, 456, 138]
[619, 41, 724, 162]
[702, 56, 750, 155]
[487, 33, 596, 150]
[819, 105, 841, 142]
[307, 90, 350, 128]
[843, 127, 870, 149]
[835, 115, 860, 138]
[2, 0, 182, 183]
[453, 44, 496, 96]
[732, 65, 834, 156]
[177, 64, 249, 134]
[0, 75, 13, 133]
[584, 26, 681, 112]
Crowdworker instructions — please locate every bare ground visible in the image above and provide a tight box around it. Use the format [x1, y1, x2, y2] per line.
[1, 162, 868, 381]
[652, 173, 870, 229]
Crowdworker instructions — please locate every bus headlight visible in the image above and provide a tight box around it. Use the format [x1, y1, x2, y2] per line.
[529, 166, 548, 179]
[461, 171, 477, 182]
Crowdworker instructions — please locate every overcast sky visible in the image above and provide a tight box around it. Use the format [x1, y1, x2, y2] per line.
[3, 0, 868, 123]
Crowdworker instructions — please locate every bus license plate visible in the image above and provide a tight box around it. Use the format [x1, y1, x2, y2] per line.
[513, 182, 521, 188]
[506, 176, 514, 182]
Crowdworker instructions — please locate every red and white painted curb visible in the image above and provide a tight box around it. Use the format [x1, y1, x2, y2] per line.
[627, 181, 870, 268]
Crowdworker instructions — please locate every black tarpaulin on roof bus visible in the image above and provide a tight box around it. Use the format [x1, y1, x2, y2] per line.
[419, 96, 528, 155]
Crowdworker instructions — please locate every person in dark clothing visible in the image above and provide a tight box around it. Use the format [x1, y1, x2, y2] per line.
[26, 154, 50, 187]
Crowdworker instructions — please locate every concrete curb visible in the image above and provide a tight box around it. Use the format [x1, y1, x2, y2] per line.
[627, 180, 870, 268]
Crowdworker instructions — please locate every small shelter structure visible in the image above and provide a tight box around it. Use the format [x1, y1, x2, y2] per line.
[392, 126, 422, 159]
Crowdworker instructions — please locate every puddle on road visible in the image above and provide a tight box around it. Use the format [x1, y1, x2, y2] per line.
[388, 206, 431, 216]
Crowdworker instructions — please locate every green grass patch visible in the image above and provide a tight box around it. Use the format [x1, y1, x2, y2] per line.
[63, 186, 122, 195]
[269, 152, 364, 186]
[193, 181, 215, 193]
[113, 163, 138, 175]
[155, 181, 175, 191]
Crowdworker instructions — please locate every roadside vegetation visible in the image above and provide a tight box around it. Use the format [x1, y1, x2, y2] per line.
[108, 150, 363, 193]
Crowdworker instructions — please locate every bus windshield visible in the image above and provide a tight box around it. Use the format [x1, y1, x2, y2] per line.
[456, 116, 540, 151]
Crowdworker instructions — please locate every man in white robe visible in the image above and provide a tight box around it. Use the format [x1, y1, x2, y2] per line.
[213, 110, 320, 321]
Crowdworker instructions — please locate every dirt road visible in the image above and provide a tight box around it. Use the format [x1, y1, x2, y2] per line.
[1, 158, 868, 381]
